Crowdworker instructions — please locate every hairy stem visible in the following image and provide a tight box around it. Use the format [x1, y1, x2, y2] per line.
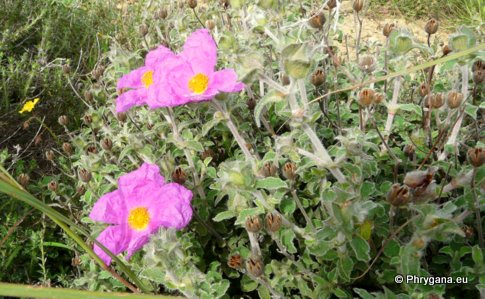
[382, 76, 402, 149]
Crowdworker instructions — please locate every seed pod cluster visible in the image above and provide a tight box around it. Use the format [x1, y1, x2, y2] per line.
[63, 142, 74, 156]
[79, 168, 92, 183]
[358, 88, 376, 106]
[467, 147, 485, 168]
[311, 69, 325, 87]
[260, 162, 277, 177]
[228, 254, 243, 269]
[265, 212, 282, 232]
[282, 161, 297, 180]
[472, 59, 485, 84]
[245, 215, 262, 233]
[101, 138, 113, 151]
[428, 93, 444, 109]
[246, 256, 264, 277]
[447, 91, 463, 109]
[387, 183, 411, 206]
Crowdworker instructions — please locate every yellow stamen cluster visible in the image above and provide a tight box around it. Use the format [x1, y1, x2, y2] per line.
[141, 70, 154, 88]
[128, 207, 151, 231]
[188, 73, 209, 94]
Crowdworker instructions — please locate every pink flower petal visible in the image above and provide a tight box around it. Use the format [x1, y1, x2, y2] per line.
[125, 230, 151, 259]
[118, 163, 165, 202]
[149, 183, 193, 230]
[145, 45, 175, 68]
[116, 66, 149, 90]
[115, 88, 147, 113]
[210, 69, 245, 93]
[180, 29, 217, 75]
[89, 190, 127, 224]
[93, 225, 131, 266]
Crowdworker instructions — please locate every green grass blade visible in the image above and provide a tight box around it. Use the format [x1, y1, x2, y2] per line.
[0, 283, 182, 299]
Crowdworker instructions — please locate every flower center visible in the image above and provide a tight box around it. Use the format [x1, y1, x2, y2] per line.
[128, 207, 150, 231]
[188, 73, 209, 94]
[141, 71, 154, 88]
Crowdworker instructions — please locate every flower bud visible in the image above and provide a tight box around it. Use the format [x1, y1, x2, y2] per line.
[429, 93, 444, 109]
[246, 256, 264, 277]
[327, 0, 337, 9]
[157, 8, 168, 19]
[442, 45, 452, 56]
[467, 147, 485, 168]
[265, 212, 282, 232]
[17, 173, 30, 188]
[172, 167, 187, 184]
[383, 23, 395, 38]
[62, 142, 73, 156]
[311, 69, 326, 87]
[387, 184, 410, 206]
[100, 138, 113, 151]
[281, 75, 290, 86]
[353, 0, 364, 13]
[308, 12, 326, 29]
[424, 18, 439, 35]
[403, 144, 415, 160]
[62, 64, 71, 74]
[48, 180, 58, 192]
[260, 162, 277, 177]
[83, 114, 93, 125]
[205, 20, 215, 30]
[419, 83, 430, 97]
[358, 88, 375, 106]
[247, 97, 256, 110]
[188, 0, 197, 9]
[116, 112, 127, 122]
[58, 115, 68, 126]
[228, 254, 243, 269]
[473, 69, 484, 84]
[138, 24, 149, 36]
[358, 55, 376, 73]
[45, 150, 55, 161]
[245, 215, 262, 233]
[282, 161, 297, 180]
[447, 91, 463, 109]
[78, 168, 92, 183]
[403, 169, 433, 189]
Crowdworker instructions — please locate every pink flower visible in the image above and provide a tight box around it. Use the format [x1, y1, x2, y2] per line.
[115, 29, 244, 112]
[89, 163, 193, 265]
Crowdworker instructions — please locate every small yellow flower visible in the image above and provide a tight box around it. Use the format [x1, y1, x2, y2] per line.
[19, 98, 40, 114]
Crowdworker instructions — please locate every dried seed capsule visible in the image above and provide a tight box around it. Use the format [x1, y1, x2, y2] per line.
[358, 88, 375, 106]
[78, 168, 92, 183]
[281, 75, 290, 86]
[424, 18, 439, 35]
[282, 161, 297, 180]
[34, 135, 43, 145]
[48, 180, 58, 192]
[76, 185, 86, 196]
[45, 150, 55, 161]
[17, 173, 30, 188]
[403, 144, 415, 160]
[58, 115, 68, 126]
[311, 69, 326, 86]
[419, 83, 430, 97]
[157, 8, 168, 19]
[353, 0, 364, 13]
[245, 215, 262, 233]
[84, 91, 93, 103]
[172, 167, 187, 184]
[463, 225, 474, 239]
[116, 112, 127, 122]
[358, 55, 376, 73]
[23, 121, 30, 130]
[188, 0, 197, 9]
[86, 145, 97, 154]
[62, 142, 73, 156]
[429, 93, 444, 109]
[205, 20, 215, 30]
[246, 256, 264, 277]
[442, 45, 452, 56]
[447, 91, 463, 109]
[260, 162, 277, 177]
[201, 148, 215, 160]
[327, 0, 337, 9]
[383, 23, 395, 38]
[62, 64, 71, 74]
[374, 93, 385, 104]
[387, 183, 410, 206]
[246, 97, 256, 110]
[265, 212, 282, 232]
[403, 169, 433, 189]
[228, 254, 243, 269]
[467, 147, 485, 168]
[83, 114, 93, 125]
[100, 138, 113, 151]
[473, 69, 484, 84]
[139, 24, 149, 36]
[472, 59, 485, 72]
[220, 0, 229, 9]
[308, 12, 326, 29]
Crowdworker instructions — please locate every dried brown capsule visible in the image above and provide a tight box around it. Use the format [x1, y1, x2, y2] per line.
[358, 88, 375, 106]
[472, 59, 485, 72]
[157, 8, 168, 19]
[281, 75, 290, 86]
[48, 180, 58, 192]
[201, 148, 216, 161]
[45, 150, 55, 161]
[327, 0, 337, 9]
[467, 147, 485, 168]
[205, 20, 215, 30]
[58, 115, 68, 126]
[172, 167, 187, 184]
[84, 91, 93, 103]
[62, 64, 71, 74]
[17, 174, 30, 188]
[139, 24, 149, 36]
[463, 225, 475, 239]
[220, 0, 229, 9]
[34, 135, 43, 145]
[78, 168, 92, 183]
[76, 185, 86, 196]
[23, 121, 30, 130]
[374, 93, 385, 104]
[308, 12, 326, 29]
[419, 83, 430, 97]
[311, 69, 326, 86]
[403, 144, 415, 160]
[228, 254, 243, 269]
[442, 45, 452, 56]
[447, 91, 463, 109]
[429, 93, 444, 109]
[383, 23, 395, 38]
[387, 184, 411, 206]
[282, 161, 297, 180]
[100, 138, 113, 151]
[246, 256, 264, 277]
[86, 145, 97, 154]
[260, 162, 277, 177]
[424, 18, 439, 35]
[62, 142, 74, 156]
[403, 169, 434, 189]
[265, 212, 282, 232]
[247, 97, 256, 110]
[83, 114, 93, 125]
[188, 0, 197, 9]
[116, 112, 127, 122]
[245, 215, 262, 233]
[473, 69, 484, 84]
[353, 0, 364, 13]
[358, 55, 376, 73]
